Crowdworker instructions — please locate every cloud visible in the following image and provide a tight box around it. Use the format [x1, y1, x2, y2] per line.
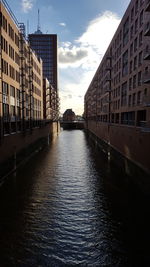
[59, 22, 66, 27]
[77, 11, 120, 54]
[59, 11, 121, 114]
[21, 0, 34, 13]
[59, 45, 88, 64]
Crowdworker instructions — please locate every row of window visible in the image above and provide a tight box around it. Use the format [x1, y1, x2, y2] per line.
[33, 73, 41, 86]
[112, 89, 146, 111]
[3, 103, 42, 119]
[1, 36, 20, 65]
[33, 85, 41, 97]
[33, 61, 41, 75]
[122, 41, 143, 77]
[86, 109, 147, 127]
[1, 58, 42, 87]
[113, 3, 144, 64]
[0, 12, 19, 47]
[2, 82, 20, 99]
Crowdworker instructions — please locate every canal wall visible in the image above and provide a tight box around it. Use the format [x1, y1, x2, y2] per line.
[85, 121, 150, 194]
[0, 122, 60, 179]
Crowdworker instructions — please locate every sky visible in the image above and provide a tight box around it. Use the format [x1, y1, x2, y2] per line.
[6, 0, 131, 115]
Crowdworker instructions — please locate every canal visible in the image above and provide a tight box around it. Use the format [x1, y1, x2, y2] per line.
[0, 130, 150, 266]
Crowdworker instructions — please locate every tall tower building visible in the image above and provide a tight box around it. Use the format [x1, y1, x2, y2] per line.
[28, 32, 58, 92]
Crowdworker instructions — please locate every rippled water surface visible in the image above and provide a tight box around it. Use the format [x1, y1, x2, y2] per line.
[0, 130, 150, 266]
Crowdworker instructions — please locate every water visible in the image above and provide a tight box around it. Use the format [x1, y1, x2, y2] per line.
[0, 130, 150, 266]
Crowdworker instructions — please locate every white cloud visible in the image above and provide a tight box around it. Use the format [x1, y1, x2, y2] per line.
[59, 22, 66, 27]
[77, 11, 120, 54]
[21, 0, 34, 13]
[59, 45, 88, 65]
[59, 11, 121, 115]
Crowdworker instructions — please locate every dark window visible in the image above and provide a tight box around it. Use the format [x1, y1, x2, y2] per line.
[138, 51, 142, 66]
[140, 10, 144, 27]
[123, 17, 129, 46]
[121, 81, 127, 106]
[122, 50, 128, 76]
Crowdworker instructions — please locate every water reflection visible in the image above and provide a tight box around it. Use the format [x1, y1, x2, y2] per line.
[0, 130, 149, 266]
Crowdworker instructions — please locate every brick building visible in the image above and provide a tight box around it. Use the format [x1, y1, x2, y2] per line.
[84, 0, 150, 175]
[0, 0, 43, 138]
[63, 109, 76, 121]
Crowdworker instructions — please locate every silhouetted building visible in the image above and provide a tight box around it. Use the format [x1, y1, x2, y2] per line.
[28, 32, 58, 92]
[63, 109, 75, 121]
[84, 0, 150, 175]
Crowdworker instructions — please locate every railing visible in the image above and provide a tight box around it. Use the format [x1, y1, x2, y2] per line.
[143, 72, 150, 83]
[143, 96, 150, 107]
[144, 48, 150, 60]
[145, 0, 150, 11]
[144, 21, 150, 36]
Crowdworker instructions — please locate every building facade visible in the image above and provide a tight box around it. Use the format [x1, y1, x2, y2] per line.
[84, 0, 150, 175]
[28, 33, 58, 92]
[63, 109, 76, 121]
[28, 32, 59, 120]
[0, 0, 43, 138]
[43, 77, 59, 120]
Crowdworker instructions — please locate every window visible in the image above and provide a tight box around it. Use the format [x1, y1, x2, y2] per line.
[132, 93, 136, 106]
[130, 25, 134, 39]
[128, 95, 132, 106]
[133, 75, 136, 88]
[144, 88, 147, 96]
[10, 86, 15, 97]
[138, 71, 142, 86]
[140, 0, 144, 6]
[145, 66, 149, 74]
[137, 91, 141, 104]
[3, 103, 9, 116]
[10, 105, 15, 116]
[137, 110, 146, 127]
[134, 56, 137, 70]
[121, 81, 127, 106]
[1, 59, 8, 75]
[121, 112, 135, 125]
[135, 19, 138, 33]
[134, 38, 138, 52]
[16, 89, 20, 100]
[130, 61, 133, 73]
[17, 106, 21, 117]
[140, 10, 143, 27]
[130, 43, 133, 56]
[139, 31, 143, 46]
[123, 17, 129, 46]
[2, 15, 7, 32]
[138, 51, 142, 66]
[2, 82, 9, 95]
[129, 78, 132, 90]
[135, 0, 139, 14]
[131, 7, 134, 22]
[122, 50, 128, 76]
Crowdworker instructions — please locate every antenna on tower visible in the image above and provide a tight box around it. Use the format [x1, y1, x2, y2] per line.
[37, 9, 40, 31]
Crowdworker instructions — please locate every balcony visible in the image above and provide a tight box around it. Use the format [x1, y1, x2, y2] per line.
[103, 83, 111, 93]
[104, 74, 111, 83]
[106, 54, 112, 60]
[143, 96, 150, 107]
[144, 48, 150, 60]
[144, 21, 150, 36]
[145, 0, 150, 12]
[143, 72, 150, 84]
[105, 64, 112, 71]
